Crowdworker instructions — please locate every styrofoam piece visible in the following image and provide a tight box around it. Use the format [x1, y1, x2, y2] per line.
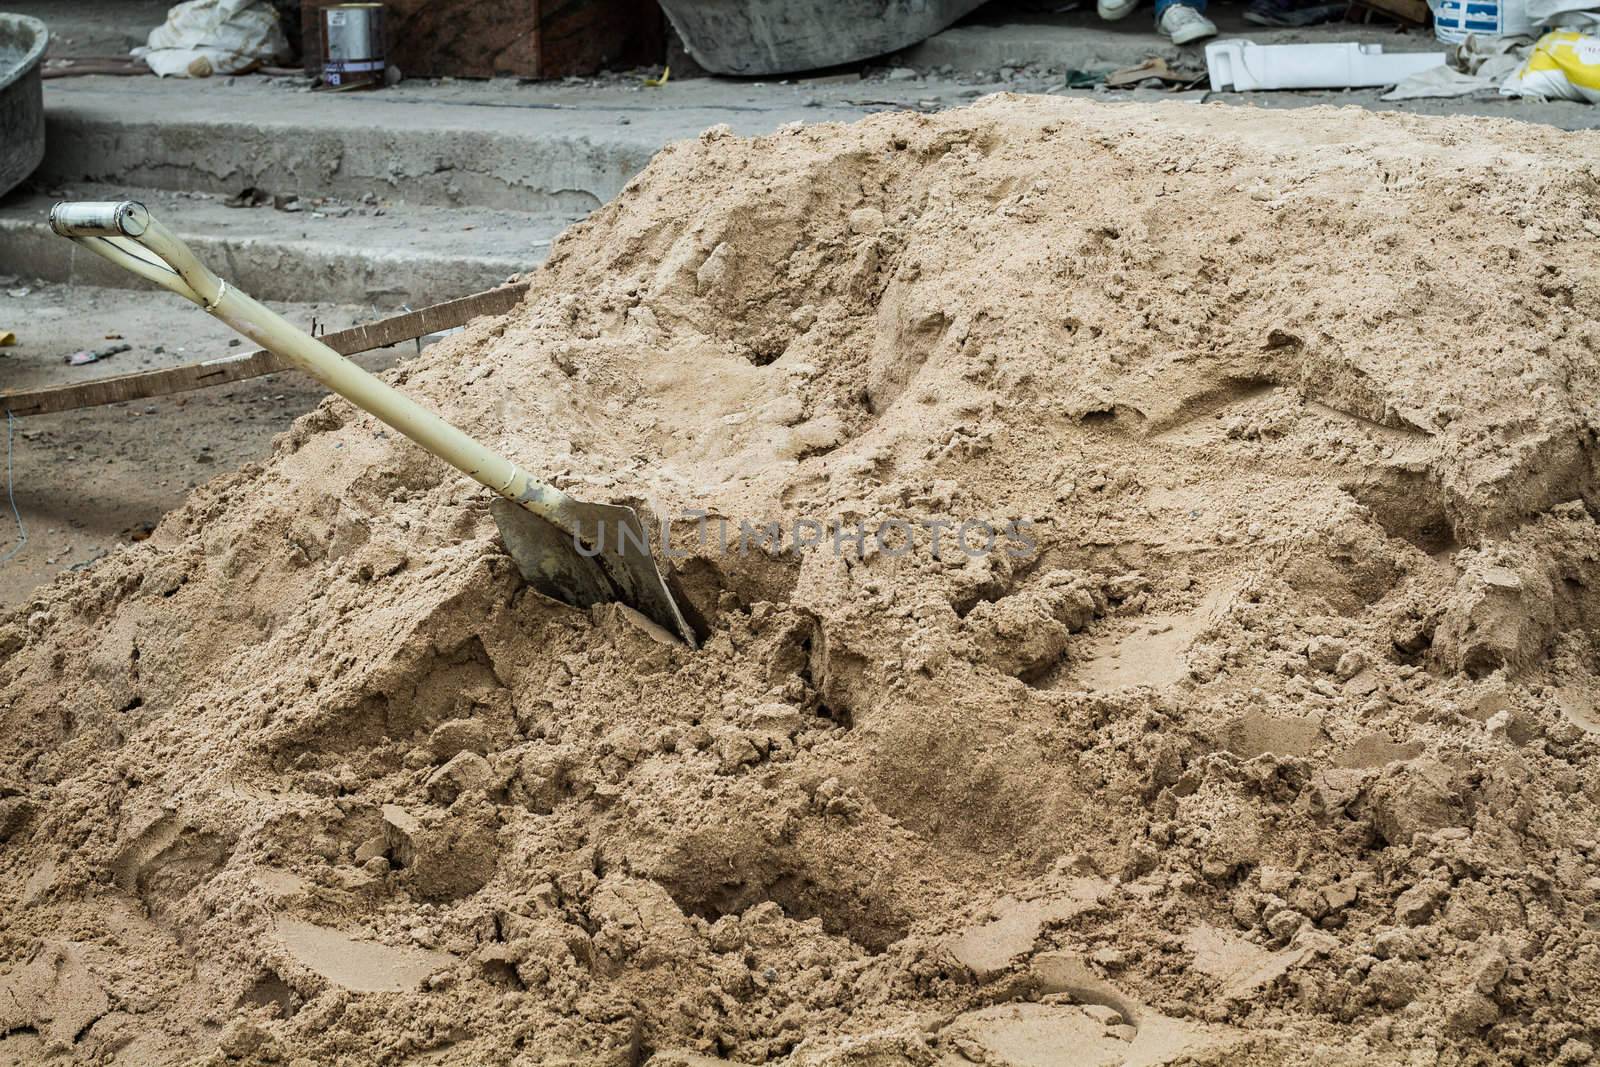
[1205, 40, 1448, 91]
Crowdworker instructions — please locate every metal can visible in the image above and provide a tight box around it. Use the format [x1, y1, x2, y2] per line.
[320, 3, 385, 90]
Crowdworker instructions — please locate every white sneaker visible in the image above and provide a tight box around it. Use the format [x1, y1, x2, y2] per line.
[1098, 0, 1140, 19]
[1158, 4, 1218, 42]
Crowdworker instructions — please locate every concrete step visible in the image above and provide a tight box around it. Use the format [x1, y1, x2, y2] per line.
[1, 183, 574, 304]
[27, 12, 1582, 242]
[36, 76, 877, 213]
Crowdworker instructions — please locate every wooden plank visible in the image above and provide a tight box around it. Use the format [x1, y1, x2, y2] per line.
[1, 283, 528, 418]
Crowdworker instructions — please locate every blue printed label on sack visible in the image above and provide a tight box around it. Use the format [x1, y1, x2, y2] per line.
[1436, 0, 1502, 32]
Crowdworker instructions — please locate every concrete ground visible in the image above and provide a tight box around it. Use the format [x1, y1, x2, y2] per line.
[2, 0, 1597, 605]
[0, 278, 393, 607]
[7, 0, 168, 57]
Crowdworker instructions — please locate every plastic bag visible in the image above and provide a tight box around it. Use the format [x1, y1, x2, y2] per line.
[132, 0, 289, 78]
[1525, 0, 1600, 27]
[1501, 29, 1600, 101]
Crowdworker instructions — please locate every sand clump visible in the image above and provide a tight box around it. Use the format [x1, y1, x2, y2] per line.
[3, 96, 1600, 1064]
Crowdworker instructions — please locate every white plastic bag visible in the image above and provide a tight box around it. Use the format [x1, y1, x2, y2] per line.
[1501, 30, 1600, 101]
[1381, 34, 1530, 99]
[132, 0, 289, 78]
[1525, 0, 1600, 27]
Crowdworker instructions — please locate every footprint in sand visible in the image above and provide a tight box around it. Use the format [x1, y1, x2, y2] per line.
[1072, 588, 1231, 691]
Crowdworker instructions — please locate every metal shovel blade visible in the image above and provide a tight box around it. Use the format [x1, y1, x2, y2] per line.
[490, 498, 697, 648]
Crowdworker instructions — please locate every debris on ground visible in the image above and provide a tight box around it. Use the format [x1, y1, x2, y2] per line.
[63, 341, 130, 366]
[3, 96, 1600, 1064]
[1105, 56, 1204, 88]
[223, 185, 272, 208]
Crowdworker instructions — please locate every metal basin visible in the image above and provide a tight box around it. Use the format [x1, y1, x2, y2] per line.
[0, 13, 47, 199]
[658, 0, 984, 76]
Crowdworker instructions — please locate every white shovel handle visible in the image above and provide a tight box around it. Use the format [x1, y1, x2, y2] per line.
[49, 200, 581, 528]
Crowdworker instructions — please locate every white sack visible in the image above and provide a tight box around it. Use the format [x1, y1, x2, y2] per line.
[132, 0, 289, 78]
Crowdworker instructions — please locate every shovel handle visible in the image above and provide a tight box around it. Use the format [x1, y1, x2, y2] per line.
[49, 199, 574, 522]
[51, 200, 225, 309]
[48, 201, 150, 238]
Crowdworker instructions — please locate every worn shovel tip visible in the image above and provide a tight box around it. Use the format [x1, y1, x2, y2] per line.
[489, 497, 697, 649]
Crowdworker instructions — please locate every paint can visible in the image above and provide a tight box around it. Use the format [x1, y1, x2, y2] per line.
[320, 3, 385, 90]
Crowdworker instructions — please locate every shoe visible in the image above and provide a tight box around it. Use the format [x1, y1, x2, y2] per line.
[1158, 4, 1218, 42]
[1244, 0, 1344, 25]
[1098, 0, 1140, 20]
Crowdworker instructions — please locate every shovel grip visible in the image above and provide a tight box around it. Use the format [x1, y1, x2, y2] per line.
[51, 200, 225, 309]
[49, 201, 150, 239]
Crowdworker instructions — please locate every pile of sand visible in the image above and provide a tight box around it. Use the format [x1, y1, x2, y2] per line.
[3, 96, 1600, 1065]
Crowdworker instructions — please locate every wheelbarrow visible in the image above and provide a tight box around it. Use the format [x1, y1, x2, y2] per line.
[48, 200, 696, 647]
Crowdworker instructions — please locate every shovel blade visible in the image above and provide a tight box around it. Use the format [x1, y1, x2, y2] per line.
[490, 497, 697, 648]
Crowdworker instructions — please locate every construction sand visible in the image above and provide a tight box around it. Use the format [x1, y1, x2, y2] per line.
[3, 95, 1600, 1065]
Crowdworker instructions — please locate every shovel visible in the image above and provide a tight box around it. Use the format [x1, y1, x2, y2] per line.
[49, 200, 696, 647]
